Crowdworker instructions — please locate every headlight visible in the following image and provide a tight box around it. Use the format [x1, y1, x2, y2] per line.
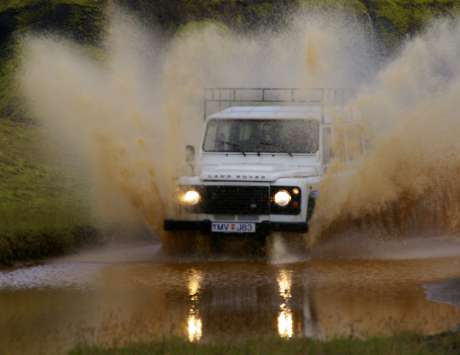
[180, 190, 201, 205]
[274, 190, 292, 207]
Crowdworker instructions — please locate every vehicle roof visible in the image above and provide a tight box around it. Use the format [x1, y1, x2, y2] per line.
[207, 105, 323, 120]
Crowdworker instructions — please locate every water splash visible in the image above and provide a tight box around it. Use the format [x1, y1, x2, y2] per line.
[18, 10, 460, 250]
[21, 7, 460, 247]
[310, 19, 460, 243]
[18, 8, 373, 239]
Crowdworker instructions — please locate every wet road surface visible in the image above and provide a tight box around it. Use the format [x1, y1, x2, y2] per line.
[2, 238, 460, 354]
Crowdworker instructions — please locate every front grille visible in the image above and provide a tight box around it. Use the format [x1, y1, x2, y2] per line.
[196, 186, 270, 215]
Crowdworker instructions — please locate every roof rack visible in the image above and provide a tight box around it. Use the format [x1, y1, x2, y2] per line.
[203, 87, 355, 120]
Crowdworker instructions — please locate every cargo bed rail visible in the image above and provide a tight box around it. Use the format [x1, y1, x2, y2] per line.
[203, 87, 355, 120]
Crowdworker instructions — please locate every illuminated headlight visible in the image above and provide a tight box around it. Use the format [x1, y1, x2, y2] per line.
[180, 190, 201, 205]
[274, 190, 292, 207]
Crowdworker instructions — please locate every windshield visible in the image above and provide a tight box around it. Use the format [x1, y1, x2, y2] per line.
[203, 119, 319, 154]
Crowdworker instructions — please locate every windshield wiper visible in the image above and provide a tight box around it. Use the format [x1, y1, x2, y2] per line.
[217, 140, 246, 156]
[220, 140, 239, 148]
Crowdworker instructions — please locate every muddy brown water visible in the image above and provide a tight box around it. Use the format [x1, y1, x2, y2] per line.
[2, 239, 460, 355]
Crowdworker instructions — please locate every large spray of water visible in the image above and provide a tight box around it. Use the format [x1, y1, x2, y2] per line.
[17, 9, 372, 238]
[17, 6, 460, 243]
[311, 19, 460, 242]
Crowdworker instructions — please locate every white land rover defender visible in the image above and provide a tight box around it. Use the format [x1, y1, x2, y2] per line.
[164, 88, 352, 248]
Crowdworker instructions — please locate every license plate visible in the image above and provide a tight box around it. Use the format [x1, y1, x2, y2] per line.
[211, 222, 256, 233]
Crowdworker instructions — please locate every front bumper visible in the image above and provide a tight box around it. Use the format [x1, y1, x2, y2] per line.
[164, 220, 308, 234]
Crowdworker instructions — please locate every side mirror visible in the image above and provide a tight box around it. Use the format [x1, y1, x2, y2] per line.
[185, 145, 196, 164]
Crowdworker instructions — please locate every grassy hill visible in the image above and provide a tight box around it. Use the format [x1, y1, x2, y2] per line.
[0, 0, 105, 118]
[1, 0, 458, 118]
[0, 118, 99, 264]
[120, 0, 460, 49]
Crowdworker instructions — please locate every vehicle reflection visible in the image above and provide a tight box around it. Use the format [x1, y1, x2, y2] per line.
[277, 270, 294, 338]
[98, 262, 460, 343]
[186, 269, 203, 342]
[3, 260, 460, 355]
[181, 266, 319, 341]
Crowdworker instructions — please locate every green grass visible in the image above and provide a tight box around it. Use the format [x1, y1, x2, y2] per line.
[0, 0, 99, 12]
[69, 333, 460, 355]
[298, 0, 369, 15]
[0, 118, 98, 264]
[0, 53, 21, 118]
[372, 0, 460, 50]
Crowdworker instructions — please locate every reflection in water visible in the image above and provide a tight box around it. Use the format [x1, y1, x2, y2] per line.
[187, 314, 202, 343]
[277, 269, 294, 339]
[278, 305, 294, 339]
[303, 278, 323, 340]
[2, 259, 460, 354]
[187, 269, 203, 342]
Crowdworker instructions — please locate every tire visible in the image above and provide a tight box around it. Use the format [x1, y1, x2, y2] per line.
[267, 232, 308, 258]
[162, 231, 198, 256]
[241, 234, 267, 256]
[162, 231, 213, 256]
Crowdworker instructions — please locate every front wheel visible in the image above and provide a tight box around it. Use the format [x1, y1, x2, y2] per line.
[267, 232, 308, 259]
[162, 231, 213, 256]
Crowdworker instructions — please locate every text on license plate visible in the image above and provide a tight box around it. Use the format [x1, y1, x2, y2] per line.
[211, 222, 256, 233]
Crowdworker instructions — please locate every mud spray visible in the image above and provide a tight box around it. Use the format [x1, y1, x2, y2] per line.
[16, 7, 460, 248]
[310, 19, 460, 245]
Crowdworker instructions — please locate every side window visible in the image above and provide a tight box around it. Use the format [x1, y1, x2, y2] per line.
[204, 120, 217, 151]
[322, 126, 333, 164]
[305, 120, 319, 153]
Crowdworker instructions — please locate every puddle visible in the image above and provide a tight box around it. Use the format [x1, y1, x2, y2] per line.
[2, 244, 460, 354]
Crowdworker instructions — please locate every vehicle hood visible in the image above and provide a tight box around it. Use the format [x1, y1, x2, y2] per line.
[200, 164, 319, 182]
